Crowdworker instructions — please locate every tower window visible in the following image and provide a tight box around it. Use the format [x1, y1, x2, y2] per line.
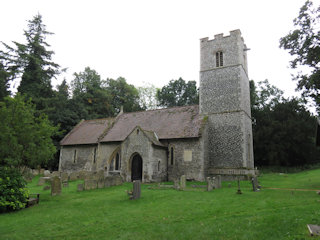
[216, 51, 223, 67]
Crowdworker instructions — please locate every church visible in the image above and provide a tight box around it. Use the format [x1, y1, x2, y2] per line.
[59, 29, 255, 182]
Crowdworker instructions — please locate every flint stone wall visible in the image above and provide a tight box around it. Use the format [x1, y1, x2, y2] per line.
[165, 138, 204, 181]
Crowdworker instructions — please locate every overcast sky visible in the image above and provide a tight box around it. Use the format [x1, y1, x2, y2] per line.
[1, 0, 317, 99]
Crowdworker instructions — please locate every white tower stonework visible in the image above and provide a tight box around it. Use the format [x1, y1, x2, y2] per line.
[200, 30, 254, 176]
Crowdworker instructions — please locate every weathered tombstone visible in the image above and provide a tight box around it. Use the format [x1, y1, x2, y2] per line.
[77, 183, 84, 192]
[206, 177, 215, 191]
[38, 177, 51, 186]
[97, 179, 104, 189]
[173, 179, 180, 190]
[84, 171, 94, 180]
[130, 180, 141, 200]
[62, 181, 69, 188]
[61, 172, 69, 182]
[69, 172, 79, 181]
[84, 179, 97, 190]
[96, 170, 104, 180]
[236, 178, 242, 194]
[51, 176, 62, 196]
[44, 170, 51, 177]
[39, 168, 45, 175]
[180, 175, 186, 190]
[251, 176, 259, 192]
[215, 175, 222, 189]
[43, 185, 51, 190]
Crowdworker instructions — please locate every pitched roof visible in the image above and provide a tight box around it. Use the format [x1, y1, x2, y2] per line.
[101, 105, 201, 142]
[60, 105, 203, 146]
[60, 118, 115, 145]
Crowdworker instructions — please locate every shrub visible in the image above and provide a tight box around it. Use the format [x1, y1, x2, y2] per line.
[0, 166, 29, 213]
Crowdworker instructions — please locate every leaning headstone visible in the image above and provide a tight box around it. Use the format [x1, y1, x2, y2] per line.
[38, 177, 51, 186]
[131, 180, 141, 200]
[84, 179, 97, 190]
[215, 175, 222, 189]
[180, 175, 186, 190]
[44, 170, 51, 177]
[77, 184, 84, 192]
[173, 179, 180, 190]
[51, 176, 62, 196]
[43, 185, 51, 190]
[206, 177, 215, 191]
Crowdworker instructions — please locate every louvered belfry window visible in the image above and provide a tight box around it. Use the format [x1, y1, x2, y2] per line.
[216, 51, 223, 67]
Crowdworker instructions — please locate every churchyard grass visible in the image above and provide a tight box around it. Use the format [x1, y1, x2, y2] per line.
[1, 169, 320, 240]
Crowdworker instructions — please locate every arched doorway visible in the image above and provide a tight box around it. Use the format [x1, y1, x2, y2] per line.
[131, 154, 143, 181]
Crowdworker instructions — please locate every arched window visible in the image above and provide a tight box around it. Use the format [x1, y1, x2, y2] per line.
[115, 153, 120, 170]
[109, 151, 121, 172]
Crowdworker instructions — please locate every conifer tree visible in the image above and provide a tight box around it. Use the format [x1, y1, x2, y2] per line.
[11, 14, 59, 109]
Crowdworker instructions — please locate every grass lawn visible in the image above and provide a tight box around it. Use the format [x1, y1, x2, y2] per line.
[1, 169, 320, 240]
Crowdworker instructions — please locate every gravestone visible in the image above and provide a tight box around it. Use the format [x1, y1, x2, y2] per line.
[61, 172, 69, 182]
[215, 175, 222, 189]
[44, 170, 51, 177]
[180, 175, 186, 190]
[38, 177, 51, 186]
[78, 170, 87, 180]
[69, 172, 79, 181]
[77, 184, 84, 191]
[51, 176, 62, 196]
[173, 179, 180, 190]
[206, 177, 215, 191]
[62, 182, 69, 187]
[236, 178, 242, 194]
[251, 176, 259, 192]
[84, 179, 97, 190]
[51, 171, 60, 177]
[43, 185, 51, 190]
[104, 175, 123, 188]
[131, 180, 141, 200]
[97, 179, 105, 189]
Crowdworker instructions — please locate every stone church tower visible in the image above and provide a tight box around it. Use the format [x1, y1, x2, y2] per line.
[200, 29, 254, 176]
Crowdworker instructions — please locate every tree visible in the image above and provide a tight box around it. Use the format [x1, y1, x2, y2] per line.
[280, 0, 320, 112]
[156, 78, 199, 107]
[71, 67, 114, 119]
[137, 83, 159, 110]
[106, 77, 142, 114]
[0, 95, 58, 169]
[3, 14, 60, 110]
[250, 80, 319, 167]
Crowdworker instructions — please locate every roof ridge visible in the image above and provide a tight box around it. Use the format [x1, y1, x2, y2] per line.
[121, 104, 199, 115]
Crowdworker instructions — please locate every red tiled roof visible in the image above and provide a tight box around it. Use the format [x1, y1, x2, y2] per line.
[60, 105, 203, 146]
